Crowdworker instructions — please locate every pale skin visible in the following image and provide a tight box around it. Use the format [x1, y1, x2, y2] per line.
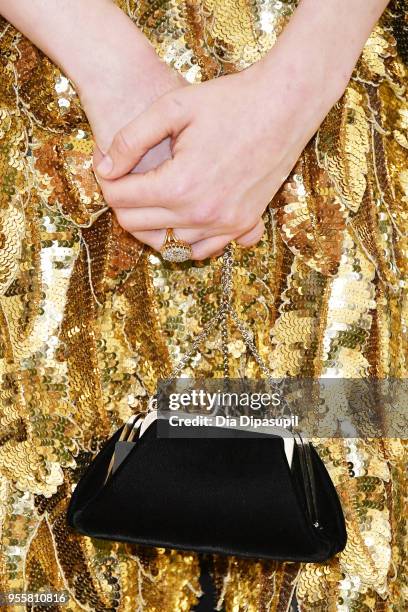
[0, 0, 389, 260]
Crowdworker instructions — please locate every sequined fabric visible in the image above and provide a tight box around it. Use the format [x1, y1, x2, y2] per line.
[0, 0, 407, 610]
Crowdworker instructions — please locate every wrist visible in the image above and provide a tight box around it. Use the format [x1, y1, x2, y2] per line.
[249, 0, 388, 113]
[252, 33, 351, 114]
[64, 1, 185, 151]
[244, 45, 344, 129]
[63, 1, 163, 98]
[73, 17, 185, 152]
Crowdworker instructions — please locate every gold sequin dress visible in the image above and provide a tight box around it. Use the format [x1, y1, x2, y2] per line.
[0, 0, 407, 610]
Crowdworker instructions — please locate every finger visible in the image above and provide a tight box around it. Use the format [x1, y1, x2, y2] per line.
[235, 219, 265, 247]
[132, 227, 216, 251]
[113, 208, 178, 232]
[95, 96, 187, 179]
[131, 229, 229, 258]
[191, 236, 232, 261]
[99, 161, 174, 208]
[131, 229, 166, 250]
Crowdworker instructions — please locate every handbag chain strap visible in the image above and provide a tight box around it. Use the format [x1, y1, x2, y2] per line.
[148, 243, 283, 403]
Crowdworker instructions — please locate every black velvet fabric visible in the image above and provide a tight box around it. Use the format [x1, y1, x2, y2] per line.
[66, 422, 347, 562]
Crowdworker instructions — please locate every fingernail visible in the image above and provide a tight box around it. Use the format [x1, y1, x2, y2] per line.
[96, 155, 113, 177]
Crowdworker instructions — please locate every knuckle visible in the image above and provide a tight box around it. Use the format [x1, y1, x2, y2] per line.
[190, 206, 206, 226]
[113, 128, 134, 157]
[222, 207, 244, 234]
[170, 176, 191, 201]
[190, 203, 218, 226]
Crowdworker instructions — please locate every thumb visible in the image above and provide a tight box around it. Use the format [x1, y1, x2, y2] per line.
[95, 95, 185, 179]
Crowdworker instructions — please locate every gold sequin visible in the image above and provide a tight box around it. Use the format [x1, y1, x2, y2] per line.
[0, 1, 407, 611]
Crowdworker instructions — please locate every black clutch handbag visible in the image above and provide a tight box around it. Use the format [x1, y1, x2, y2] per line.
[66, 246, 347, 562]
[66, 410, 347, 562]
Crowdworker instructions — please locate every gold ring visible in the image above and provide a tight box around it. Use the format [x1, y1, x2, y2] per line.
[160, 228, 192, 263]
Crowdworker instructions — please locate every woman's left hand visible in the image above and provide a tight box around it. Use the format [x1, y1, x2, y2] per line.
[94, 52, 344, 260]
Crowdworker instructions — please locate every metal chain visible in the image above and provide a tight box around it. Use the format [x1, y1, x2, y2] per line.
[220, 243, 234, 379]
[162, 310, 223, 385]
[144, 242, 283, 411]
[219, 243, 279, 384]
[221, 242, 234, 303]
[218, 244, 288, 409]
[220, 314, 230, 379]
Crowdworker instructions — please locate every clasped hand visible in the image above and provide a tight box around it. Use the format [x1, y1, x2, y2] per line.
[94, 60, 340, 260]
